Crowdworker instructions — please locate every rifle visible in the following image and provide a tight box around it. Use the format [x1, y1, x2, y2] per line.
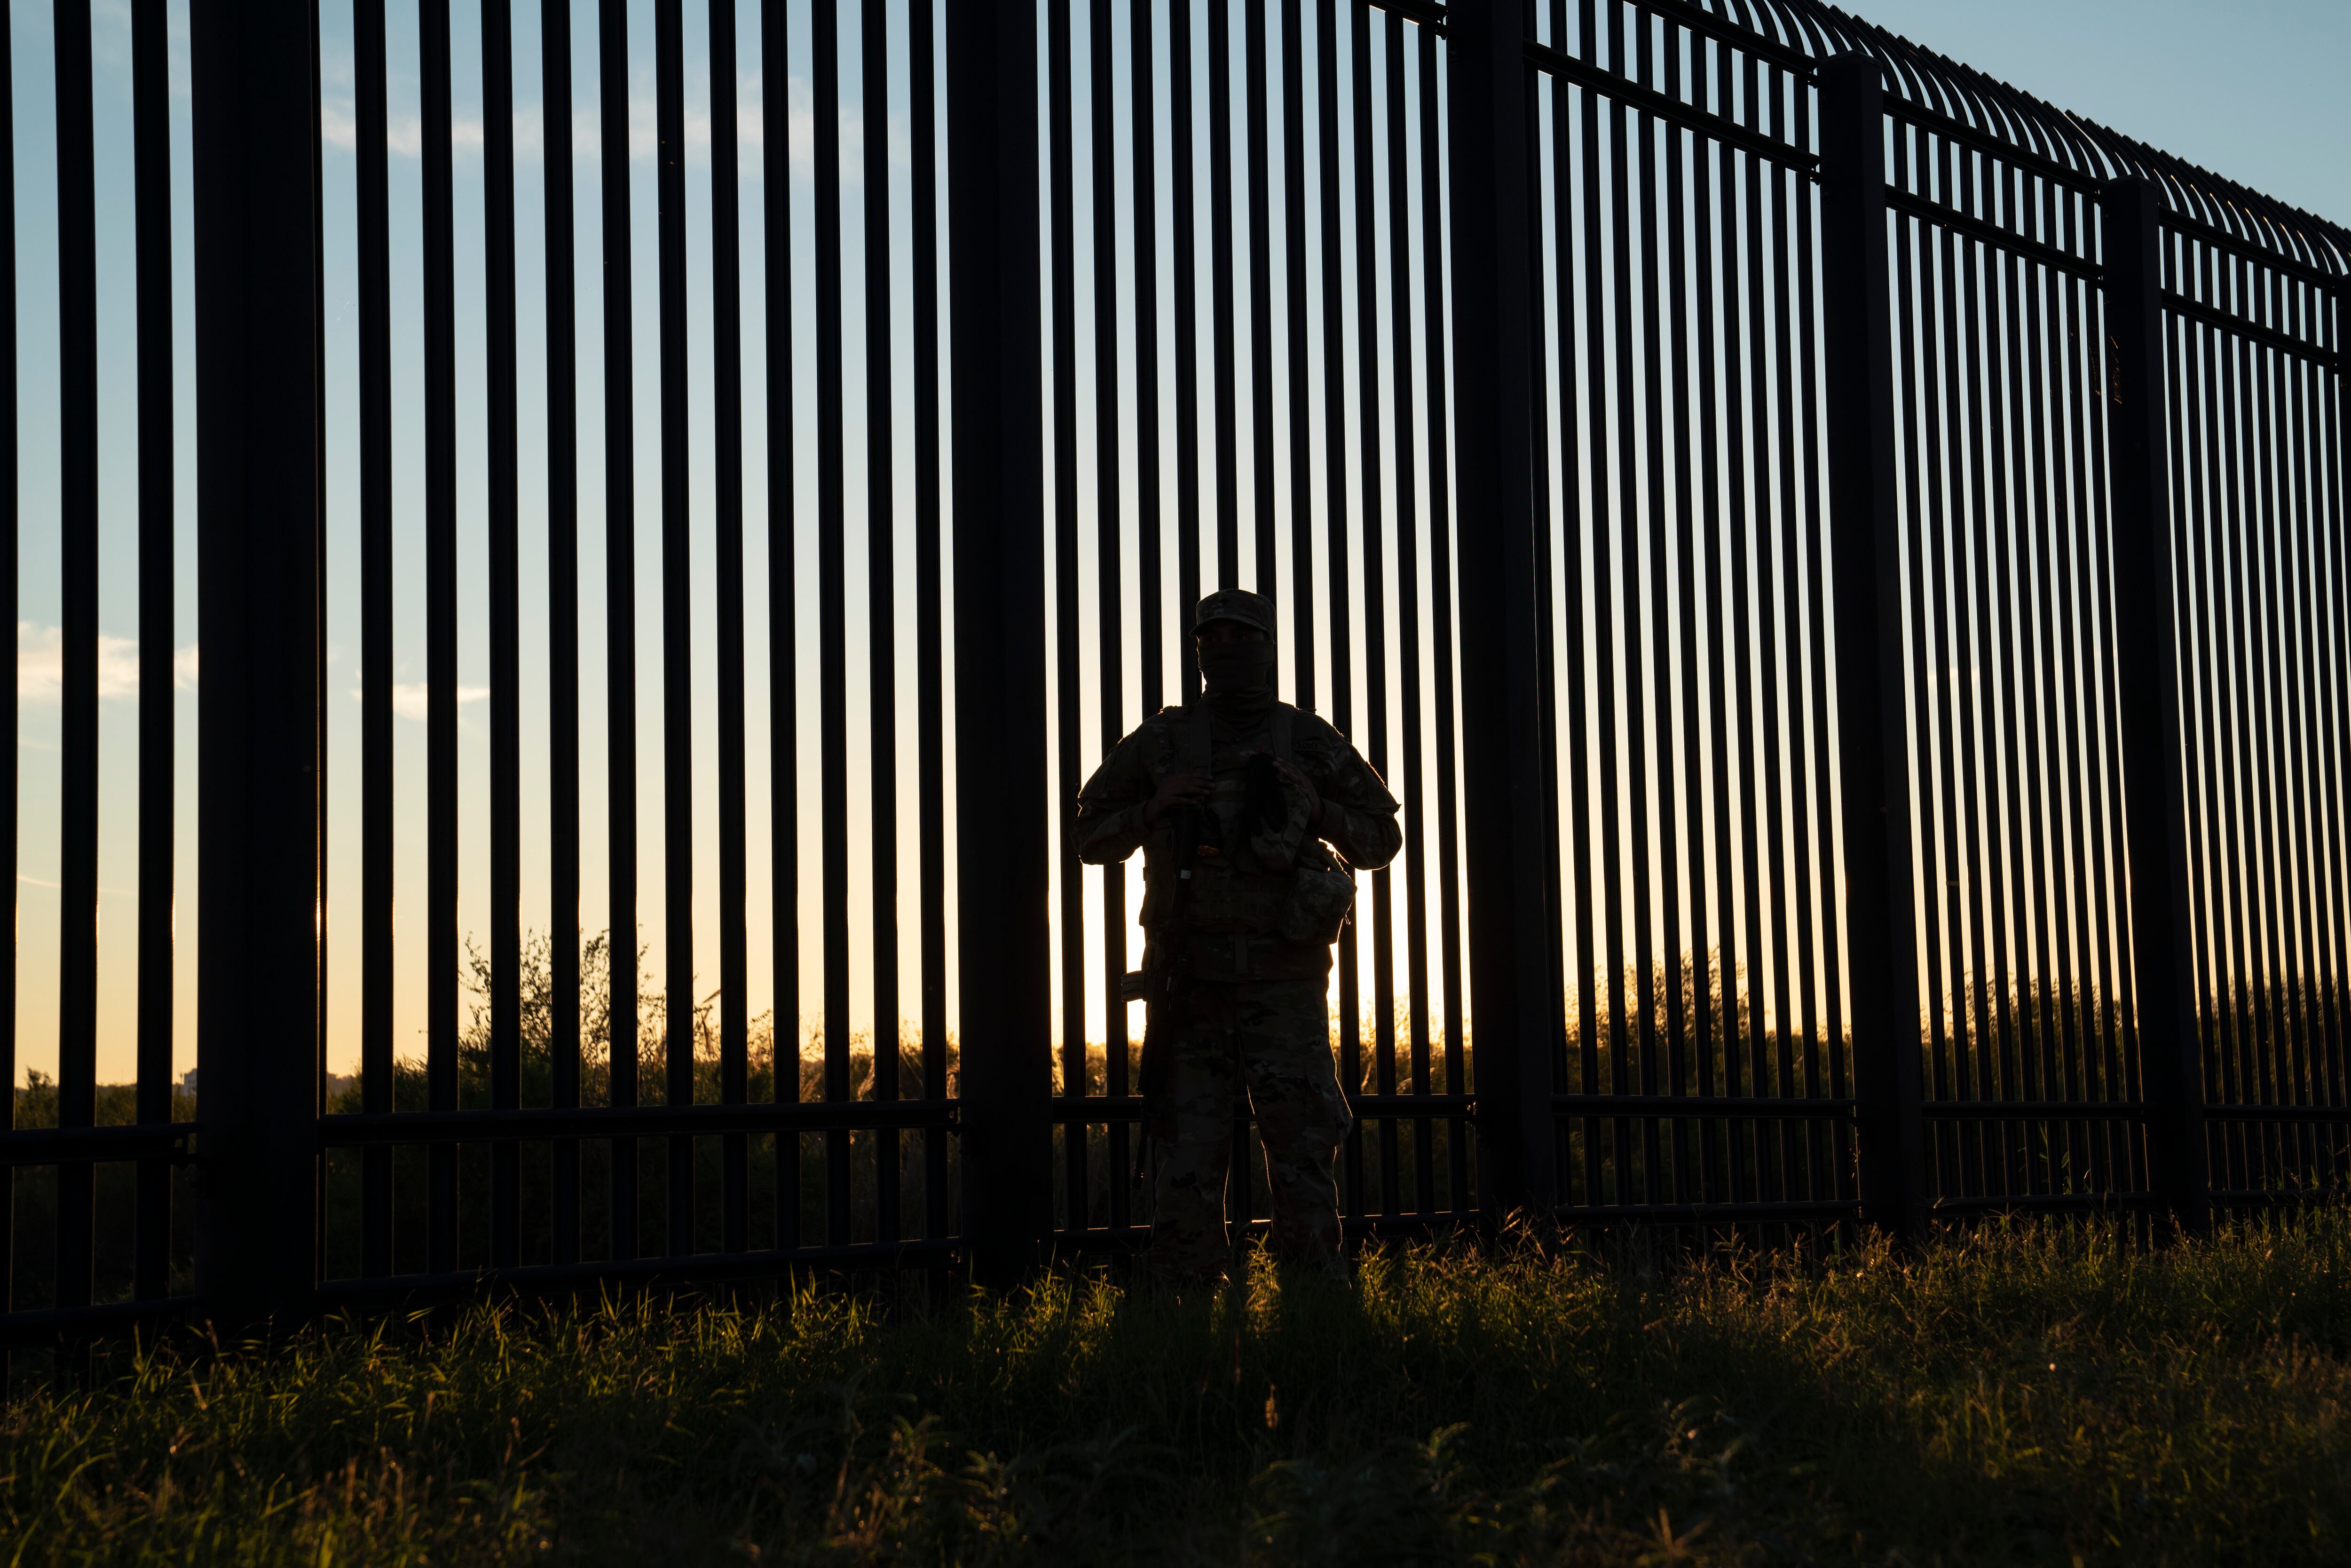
[1131, 800, 1204, 1180]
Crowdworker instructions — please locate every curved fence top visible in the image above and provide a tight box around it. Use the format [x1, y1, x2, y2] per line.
[1666, 0, 2351, 279]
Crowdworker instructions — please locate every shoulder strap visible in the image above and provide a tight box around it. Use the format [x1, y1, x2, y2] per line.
[1270, 704, 1294, 764]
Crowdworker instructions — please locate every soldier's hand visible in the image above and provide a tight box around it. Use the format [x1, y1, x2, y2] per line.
[1143, 769, 1213, 827]
[1273, 757, 1323, 827]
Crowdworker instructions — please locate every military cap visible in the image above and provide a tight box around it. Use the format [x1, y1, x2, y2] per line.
[1195, 587, 1275, 636]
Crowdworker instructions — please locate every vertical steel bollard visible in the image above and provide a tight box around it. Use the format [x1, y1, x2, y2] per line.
[190, 0, 324, 1333]
[131, 0, 178, 1308]
[2101, 177, 2209, 1234]
[0, 0, 17, 1322]
[947, 0, 1052, 1285]
[1447, 0, 1562, 1224]
[1817, 55, 1926, 1244]
[2338, 281, 2351, 1193]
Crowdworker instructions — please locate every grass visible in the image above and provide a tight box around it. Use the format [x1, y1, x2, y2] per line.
[6, 1214, 2347, 1566]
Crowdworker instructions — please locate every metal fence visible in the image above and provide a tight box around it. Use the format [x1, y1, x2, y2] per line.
[1, 0, 2345, 1345]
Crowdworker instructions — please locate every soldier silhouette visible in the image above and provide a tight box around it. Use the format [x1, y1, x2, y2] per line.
[1075, 588, 1401, 1285]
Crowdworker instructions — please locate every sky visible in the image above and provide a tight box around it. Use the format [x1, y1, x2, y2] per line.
[5, 0, 2346, 1089]
[1854, 0, 2350, 227]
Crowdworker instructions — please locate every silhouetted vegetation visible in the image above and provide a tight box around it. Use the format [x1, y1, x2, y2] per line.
[317, 932, 956, 1275]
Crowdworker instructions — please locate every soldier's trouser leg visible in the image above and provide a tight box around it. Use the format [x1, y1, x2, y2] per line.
[1236, 979, 1351, 1267]
[1147, 978, 1348, 1279]
[1145, 985, 1245, 1282]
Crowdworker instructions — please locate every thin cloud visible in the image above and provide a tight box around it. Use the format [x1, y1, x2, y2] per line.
[17, 623, 197, 702]
[18, 872, 138, 898]
[356, 683, 490, 723]
[562, 94, 775, 166]
[321, 99, 491, 160]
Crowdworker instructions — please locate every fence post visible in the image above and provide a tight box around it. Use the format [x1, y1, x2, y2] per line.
[2100, 177, 2209, 1234]
[190, 0, 324, 1331]
[947, 0, 1052, 1284]
[1817, 54, 1926, 1244]
[1447, 0, 1560, 1223]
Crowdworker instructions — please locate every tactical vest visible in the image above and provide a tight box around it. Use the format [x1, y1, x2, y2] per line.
[1136, 704, 1354, 965]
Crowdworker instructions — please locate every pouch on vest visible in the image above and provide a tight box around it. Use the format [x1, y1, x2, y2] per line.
[1243, 750, 1312, 870]
[1277, 844, 1356, 945]
[1263, 708, 1355, 945]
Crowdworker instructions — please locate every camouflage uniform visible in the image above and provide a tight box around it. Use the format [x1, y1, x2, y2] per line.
[1075, 590, 1402, 1281]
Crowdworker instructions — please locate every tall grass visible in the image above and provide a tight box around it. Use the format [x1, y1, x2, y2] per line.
[7, 1214, 2347, 1564]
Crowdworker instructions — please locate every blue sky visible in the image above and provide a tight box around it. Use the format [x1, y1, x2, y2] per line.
[1856, 0, 2349, 227]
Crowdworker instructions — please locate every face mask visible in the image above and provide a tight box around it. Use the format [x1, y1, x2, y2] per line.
[1198, 638, 1275, 693]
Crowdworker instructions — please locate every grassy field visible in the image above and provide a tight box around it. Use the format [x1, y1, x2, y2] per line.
[5, 1215, 2346, 1566]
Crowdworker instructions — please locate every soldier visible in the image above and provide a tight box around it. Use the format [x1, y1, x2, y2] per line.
[1075, 588, 1401, 1285]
